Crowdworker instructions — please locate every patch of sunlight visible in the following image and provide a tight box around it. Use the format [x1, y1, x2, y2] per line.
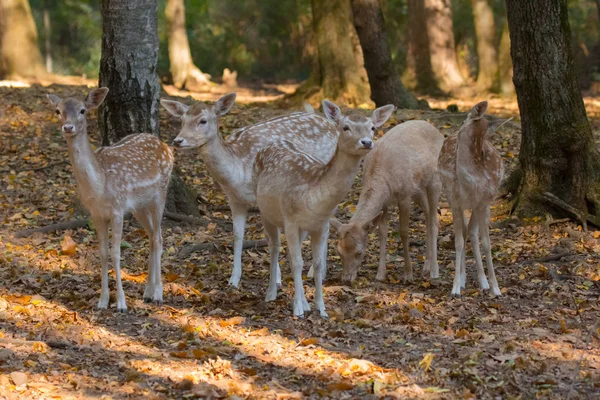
[0, 80, 30, 88]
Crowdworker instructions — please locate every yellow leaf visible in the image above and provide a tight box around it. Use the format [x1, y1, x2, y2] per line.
[30, 295, 46, 305]
[166, 272, 179, 282]
[592, 231, 600, 239]
[192, 349, 209, 359]
[327, 382, 353, 392]
[170, 351, 189, 359]
[5, 294, 31, 305]
[298, 337, 319, 346]
[61, 235, 77, 256]
[419, 353, 434, 372]
[455, 329, 470, 338]
[219, 316, 245, 327]
[559, 318, 570, 334]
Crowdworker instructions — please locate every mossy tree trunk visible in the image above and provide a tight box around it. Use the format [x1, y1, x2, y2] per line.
[0, 0, 44, 79]
[351, 0, 420, 109]
[506, 0, 600, 224]
[99, 0, 199, 217]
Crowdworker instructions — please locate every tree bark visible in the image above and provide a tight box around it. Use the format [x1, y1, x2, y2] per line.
[165, 0, 211, 90]
[472, 0, 498, 92]
[498, 18, 514, 95]
[351, 0, 420, 109]
[300, 0, 370, 106]
[0, 0, 44, 79]
[506, 0, 600, 221]
[43, 1, 52, 73]
[407, 0, 465, 93]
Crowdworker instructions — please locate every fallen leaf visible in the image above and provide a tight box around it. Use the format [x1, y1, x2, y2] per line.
[61, 235, 77, 256]
[219, 316, 245, 327]
[170, 351, 189, 359]
[298, 337, 319, 346]
[326, 382, 353, 391]
[192, 349, 209, 359]
[419, 353, 434, 372]
[5, 295, 31, 305]
[166, 272, 180, 282]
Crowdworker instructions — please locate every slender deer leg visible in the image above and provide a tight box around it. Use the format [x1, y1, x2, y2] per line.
[398, 203, 412, 283]
[134, 209, 156, 303]
[264, 218, 281, 302]
[95, 218, 110, 309]
[426, 185, 440, 279]
[480, 205, 501, 296]
[375, 207, 389, 281]
[285, 221, 309, 317]
[461, 211, 468, 288]
[229, 201, 248, 288]
[110, 213, 127, 312]
[451, 206, 465, 296]
[469, 207, 490, 290]
[310, 225, 329, 318]
[150, 200, 164, 304]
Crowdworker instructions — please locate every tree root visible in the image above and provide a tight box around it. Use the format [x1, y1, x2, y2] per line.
[520, 251, 573, 265]
[163, 211, 232, 232]
[14, 219, 90, 238]
[535, 192, 597, 231]
[178, 239, 268, 258]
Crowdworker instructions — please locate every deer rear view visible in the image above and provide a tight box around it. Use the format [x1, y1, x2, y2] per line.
[47, 88, 174, 311]
[438, 101, 509, 297]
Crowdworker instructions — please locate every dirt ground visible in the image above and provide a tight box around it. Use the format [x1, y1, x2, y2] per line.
[0, 79, 599, 399]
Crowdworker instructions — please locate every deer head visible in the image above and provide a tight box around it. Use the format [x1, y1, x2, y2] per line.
[331, 212, 383, 283]
[322, 100, 395, 155]
[161, 93, 237, 148]
[47, 88, 109, 137]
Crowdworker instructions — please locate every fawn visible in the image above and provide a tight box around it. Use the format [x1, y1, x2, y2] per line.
[331, 120, 444, 283]
[47, 88, 174, 311]
[438, 101, 509, 297]
[253, 100, 395, 317]
[161, 94, 338, 288]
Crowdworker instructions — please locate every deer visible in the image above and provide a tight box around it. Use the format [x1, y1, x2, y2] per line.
[47, 88, 174, 312]
[438, 101, 510, 297]
[253, 100, 395, 317]
[330, 120, 444, 284]
[160, 94, 340, 289]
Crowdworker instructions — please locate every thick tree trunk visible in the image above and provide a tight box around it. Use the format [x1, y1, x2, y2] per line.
[498, 18, 514, 95]
[472, 0, 498, 92]
[506, 0, 600, 222]
[99, 0, 199, 216]
[407, 0, 465, 94]
[301, 0, 370, 106]
[165, 0, 210, 90]
[0, 0, 44, 79]
[351, 0, 420, 109]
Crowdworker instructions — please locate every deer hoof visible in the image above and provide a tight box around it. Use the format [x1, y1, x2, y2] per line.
[143, 297, 153, 303]
[117, 307, 128, 313]
[153, 299, 163, 306]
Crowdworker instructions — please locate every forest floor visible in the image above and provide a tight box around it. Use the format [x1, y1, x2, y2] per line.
[0, 80, 599, 399]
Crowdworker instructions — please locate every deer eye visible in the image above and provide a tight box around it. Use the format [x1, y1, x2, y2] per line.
[55, 110, 60, 116]
[199, 119, 207, 125]
[80, 109, 86, 115]
[343, 126, 350, 131]
[371, 126, 376, 131]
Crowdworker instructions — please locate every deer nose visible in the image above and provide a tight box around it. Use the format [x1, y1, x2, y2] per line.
[173, 138, 184, 147]
[62, 124, 75, 133]
[360, 139, 373, 149]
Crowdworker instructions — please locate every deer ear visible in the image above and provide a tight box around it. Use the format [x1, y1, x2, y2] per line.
[214, 93, 236, 116]
[487, 117, 513, 136]
[361, 211, 385, 232]
[47, 94, 62, 106]
[469, 101, 488, 120]
[330, 218, 343, 233]
[371, 104, 395, 128]
[160, 99, 189, 117]
[322, 100, 343, 124]
[85, 87, 109, 109]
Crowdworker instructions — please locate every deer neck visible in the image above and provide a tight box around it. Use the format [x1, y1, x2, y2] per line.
[351, 179, 390, 226]
[65, 127, 106, 198]
[456, 128, 485, 170]
[197, 132, 240, 187]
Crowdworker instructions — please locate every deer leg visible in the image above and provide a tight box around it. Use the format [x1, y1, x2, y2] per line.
[95, 218, 110, 309]
[451, 206, 465, 296]
[229, 202, 248, 288]
[310, 225, 329, 318]
[264, 219, 281, 302]
[426, 185, 440, 280]
[134, 209, 156, 303]
[111, 213, 127, 312]
[398, 203, 412, 283]
[376, 207, 389, 281]
[461, 212, 468, 288]
[285, 222, 309, 317]
[150, 200, 164, 304]
[469, 207, 490, 291]
[305, 230, 317, 279]
[480, 205, 501, 296]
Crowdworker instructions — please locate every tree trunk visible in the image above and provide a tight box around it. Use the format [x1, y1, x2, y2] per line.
[472, 0, 498, 92]
[301, 0, 370, 106]
[498, 18, 514, 95]
[99, 0, 199, 216]
[0, 0, 44, 79]
[43, 1, 52, 73]
[351, 0, 420, 109]
[165, 0, 211, 91]
[506, 0, 600, 223]
[407, 0, 465, 93]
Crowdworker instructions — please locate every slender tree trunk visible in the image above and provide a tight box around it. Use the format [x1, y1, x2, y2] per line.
[43, 3, 52, 73]
[407, 0, 436, 92]
[301, 0, 370, 106]
[99, 0, 199, 216]
[472, 0, 498, 92]
[351, 0, 420, 109]
[165, 0, 210, 90]
[498, 18, 514, 95]
[0, 0, 44, 79]
[506, 0, 600, 222]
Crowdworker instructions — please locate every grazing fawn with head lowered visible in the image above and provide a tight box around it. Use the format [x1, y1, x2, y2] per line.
[47, 88, 174, 311]
[161, 94, 339, 288]
[438, 101, 509, 297]
[253, 100, 395, 317]
[331, 120, 444, 284]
